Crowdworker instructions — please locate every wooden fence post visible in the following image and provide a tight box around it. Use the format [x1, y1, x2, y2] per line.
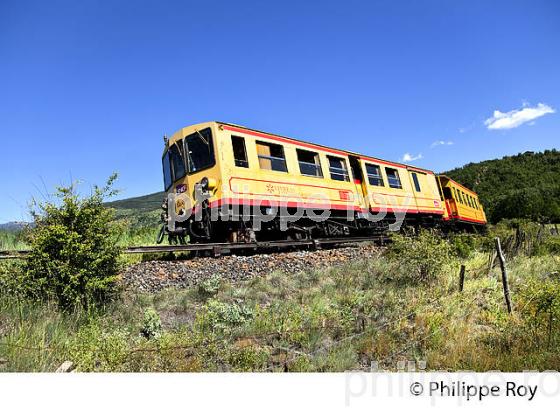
[459, 265, 465, 292]
[495, 237, 513, 313]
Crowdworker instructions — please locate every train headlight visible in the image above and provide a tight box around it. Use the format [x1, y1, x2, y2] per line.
[200, 177, 217, 191]
[200, 177, 209, 190]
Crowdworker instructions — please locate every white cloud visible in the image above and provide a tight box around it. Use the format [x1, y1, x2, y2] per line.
[401, 152, 423, 162]
[431, 140, 454, 148]
[484, 103, 555, 130]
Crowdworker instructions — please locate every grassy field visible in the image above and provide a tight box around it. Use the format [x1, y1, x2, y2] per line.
[0, 214, 160, 252]
[1, 230, 559, 372]
[0, 230, 28, 251]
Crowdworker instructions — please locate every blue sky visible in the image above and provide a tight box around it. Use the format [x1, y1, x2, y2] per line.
[1, 0, 559, 222]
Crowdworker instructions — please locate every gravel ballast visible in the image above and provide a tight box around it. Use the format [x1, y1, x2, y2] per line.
[121, 244, 380, 292]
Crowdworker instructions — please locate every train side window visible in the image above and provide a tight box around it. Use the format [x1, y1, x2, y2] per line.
[443, 187, 452, 199]
[231, 136, 249, 168]
[297, 149, 323, 177]
[365, 163, 384, 186]
[327, 156, 349, 181]
[256, 141, 288, 172]
[411, 172, 421, 192]
[385, 168, 402, 189]
[454, 188, 462, 204]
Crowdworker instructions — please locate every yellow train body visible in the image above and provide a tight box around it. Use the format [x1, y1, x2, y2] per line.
[161, 121, 485, 242]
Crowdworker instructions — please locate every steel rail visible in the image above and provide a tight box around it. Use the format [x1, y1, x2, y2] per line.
[0, 235, 390, 260]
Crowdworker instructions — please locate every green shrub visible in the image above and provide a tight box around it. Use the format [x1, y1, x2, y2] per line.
[141, 308, 162, 339]
[197, 275, 221, 299]
[387, 230, 452, 282]
[516, 277, 560, 348]
[201, 300, 255, 332]
[448, 234, 478, 259]
[23, 174, 123, 310]
[535, 236, 560, 255]
[226, 345, 270, 371]
[68, 322, 130, 371]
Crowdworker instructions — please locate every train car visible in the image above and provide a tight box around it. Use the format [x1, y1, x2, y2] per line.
[437, 175, 487, 230]
[159, 121, 475, 243]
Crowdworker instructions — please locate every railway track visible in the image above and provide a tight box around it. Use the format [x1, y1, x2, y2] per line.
[0, 234, 390, 260]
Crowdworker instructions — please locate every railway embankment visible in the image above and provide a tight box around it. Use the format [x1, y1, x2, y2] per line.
[121, 244, 381, 292]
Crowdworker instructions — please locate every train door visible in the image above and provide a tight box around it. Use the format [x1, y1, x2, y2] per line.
[442, 186, 457, 218]
[406, 171, 421, 210]
[349, 156, 367, 205]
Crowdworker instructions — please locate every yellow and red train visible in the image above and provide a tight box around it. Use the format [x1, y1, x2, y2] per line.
[159, 121, 486, 243]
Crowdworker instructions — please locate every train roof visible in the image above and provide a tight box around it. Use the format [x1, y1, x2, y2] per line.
[437, 174, 479, 197]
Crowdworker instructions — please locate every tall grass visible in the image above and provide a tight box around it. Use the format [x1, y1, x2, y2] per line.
[0, 230, 29, 251]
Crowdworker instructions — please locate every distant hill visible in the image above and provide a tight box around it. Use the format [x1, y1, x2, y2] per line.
[105, 191, 164, 229]
[0, 221, 30, 232]
[107, 191, 164, 213]
[444, 149, 560, 223]
[103, 149, 560, 226]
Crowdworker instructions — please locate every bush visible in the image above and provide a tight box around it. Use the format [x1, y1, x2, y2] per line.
[23, 174, 123, 310]
[448, 234, 478, 259]
[535, 236, 560, 255]
[201, 300, 255, 332]
[141, 308, 162, 339]
[516, 277, 560, 348]
[197, 275, 221, 299]
[387, 230, 452, 282]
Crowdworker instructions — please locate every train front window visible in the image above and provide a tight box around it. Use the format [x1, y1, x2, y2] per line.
[385, 168, 402, 189]
[185, 128, 215, 173]
[365, 163, 384, 186]
[297, 149, 323, 177]
[162, 151, 172, 191]
[169, 143, 186, 181]
[327, 156, 349, 181]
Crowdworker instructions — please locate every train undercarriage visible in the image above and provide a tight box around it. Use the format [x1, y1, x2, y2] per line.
[157, 200, 445, 245]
